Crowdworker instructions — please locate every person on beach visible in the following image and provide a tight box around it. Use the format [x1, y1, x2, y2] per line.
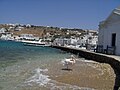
[70, 55, 76, 64]
[62, 55, 76, 70]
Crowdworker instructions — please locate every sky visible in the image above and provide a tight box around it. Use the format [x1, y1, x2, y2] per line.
[0, 0, 120, 30]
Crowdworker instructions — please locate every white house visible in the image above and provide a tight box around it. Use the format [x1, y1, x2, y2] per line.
[20, 34, 40, 41]
[88, 35, 98, 46]
[26, 24, 31, 28]
[0, 33, 14, 40]
[53, 38, 71, 46]
[70, 38, 78, 45]
[77, 33, 98, 46]
[77, 36, 86, 46]
[0, 28, 7, 33]
[98, 6, 120, 55]
[20, 34, 35, 40]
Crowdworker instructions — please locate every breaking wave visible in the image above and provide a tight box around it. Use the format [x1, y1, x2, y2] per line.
[24, 68, 95, 90]
[25, 68, 50, 86]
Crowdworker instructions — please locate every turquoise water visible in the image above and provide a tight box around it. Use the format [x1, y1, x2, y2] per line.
[0, 40, 95, 90]
[0, 40, 67, 67]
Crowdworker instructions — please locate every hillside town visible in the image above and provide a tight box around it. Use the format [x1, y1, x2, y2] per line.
[1, 0, 120, 89]
[0, 24, 98, 50]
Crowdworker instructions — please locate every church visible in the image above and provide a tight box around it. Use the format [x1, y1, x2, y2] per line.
[98, 6, 120, 55]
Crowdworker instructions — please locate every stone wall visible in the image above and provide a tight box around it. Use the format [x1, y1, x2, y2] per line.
[51, 45, 120, 89]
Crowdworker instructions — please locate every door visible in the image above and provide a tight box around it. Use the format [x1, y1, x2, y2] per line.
[111, 33, 116, 47]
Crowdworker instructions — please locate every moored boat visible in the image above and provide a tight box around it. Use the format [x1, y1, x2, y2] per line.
[22, 39, 51, 47]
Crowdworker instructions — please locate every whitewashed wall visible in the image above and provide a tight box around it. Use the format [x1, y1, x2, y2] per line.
[99, 21, 120, 55]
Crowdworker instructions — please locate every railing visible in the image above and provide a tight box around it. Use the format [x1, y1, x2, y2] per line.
[95, 45, 104, 53]
[106, 45, 116, 55]
[95, 45, 116, 55]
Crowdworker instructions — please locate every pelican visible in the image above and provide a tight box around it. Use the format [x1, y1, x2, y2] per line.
[62, 55, 76, 70]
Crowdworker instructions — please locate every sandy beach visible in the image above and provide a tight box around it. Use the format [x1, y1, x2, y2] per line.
[0, 41, 115, 90]
[47, 58, 115, 90]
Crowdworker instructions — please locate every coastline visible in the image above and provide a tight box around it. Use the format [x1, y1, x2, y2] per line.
[51, 45, 120, 88]
[47, 59, 115, 90]
[0, 41, 116, 90]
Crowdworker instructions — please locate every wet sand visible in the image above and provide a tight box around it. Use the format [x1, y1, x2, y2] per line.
[47, 59, 115, 90]
[0, 58, 115, 90]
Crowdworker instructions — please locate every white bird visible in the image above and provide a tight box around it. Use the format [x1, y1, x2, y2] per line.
[62, 55, 76, 70]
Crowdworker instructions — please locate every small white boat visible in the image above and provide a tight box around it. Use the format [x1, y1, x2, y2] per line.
[22, 40, 51, 47]
[23, 43, 50, 47]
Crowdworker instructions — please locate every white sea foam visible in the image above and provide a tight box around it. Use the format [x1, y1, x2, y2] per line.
[25, 68, 50, 86]
[24, 68, 95, 90]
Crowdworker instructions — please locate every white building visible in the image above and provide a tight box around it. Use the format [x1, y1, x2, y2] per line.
[88, 36, 98, 46]
[98, 6, 120, 55]
[26, 24, 31, 28]
[77, 36, 86, 46]
[20, 34, 35, 40]
[1, 33, 14, 40]
[20, 34, 39, 41]
[53, 38, 71, 46]
[77, 33, 98, 46]
[70, 38, 78, 45]
[0, 28, 7, 33]
[8, 26, 14, 31]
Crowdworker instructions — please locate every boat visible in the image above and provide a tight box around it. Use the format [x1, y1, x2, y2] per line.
[22, 39, 51, 47]
[23, 43, 51, 47]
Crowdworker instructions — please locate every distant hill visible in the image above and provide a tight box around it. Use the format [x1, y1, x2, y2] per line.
[0, 24, 97, 37]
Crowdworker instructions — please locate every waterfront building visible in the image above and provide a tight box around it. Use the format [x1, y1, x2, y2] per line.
[98, 6, 120, 55]
[53, 38, 71, 46]
[20, 34, 35, 40]
[90, 36, 98, 46]
[77, 36, 86, 46]
[70, 38, 78, 45]
[0, 33, 14, 40]
[19, 34, 39, 41]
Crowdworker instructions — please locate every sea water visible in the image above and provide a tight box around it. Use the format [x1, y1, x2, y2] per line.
[0, 40, 105, 90]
